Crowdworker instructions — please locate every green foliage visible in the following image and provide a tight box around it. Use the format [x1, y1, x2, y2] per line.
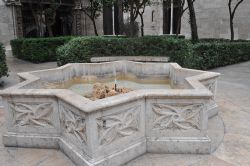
[11, 35, 250, 71]
[123, 21, 140, 37]
[82, 0, 115, 20]
[199, 38, 249, 43]
[190, 42, 250, 70]
[81, 0, 115, 36]
[10, 36, 73, 63]
[0, 43, 8, 79]
[57, 36, 250, 70]
[56, 36, 192, 66]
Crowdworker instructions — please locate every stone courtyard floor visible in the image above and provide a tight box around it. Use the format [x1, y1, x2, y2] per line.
[0, 55, 250, 166]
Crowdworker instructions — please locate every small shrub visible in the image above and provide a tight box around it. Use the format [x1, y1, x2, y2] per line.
[123, 21, 139, 37]
[10, 36, 73, 63]
[0, 43, 8, 79]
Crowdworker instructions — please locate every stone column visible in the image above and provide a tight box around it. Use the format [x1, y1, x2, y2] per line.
[72, 0, 82, 35]
[3, 0, 23, 38]
[170, 0, 173, 34]
[14, 4, 23, 38]
[159, 0, 163, 35]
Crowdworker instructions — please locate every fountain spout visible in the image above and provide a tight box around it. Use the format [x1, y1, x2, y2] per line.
[115, 78, 117, 91]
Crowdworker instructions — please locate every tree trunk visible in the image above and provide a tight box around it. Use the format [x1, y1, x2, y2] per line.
[47, 25, 54, 37]
[139, 13, 144, 36]
[230, 17, 234, 41]
[176, 15, 182, 37]
[129, 4, 137, 37]
[92, 18, 99, 36]
[117, 0, 124, 34]
[187, 0, 198, 42]
[228, 0, 244, 41]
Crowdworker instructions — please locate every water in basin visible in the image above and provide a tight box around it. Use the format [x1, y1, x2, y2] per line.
[43, 74, 171, 99]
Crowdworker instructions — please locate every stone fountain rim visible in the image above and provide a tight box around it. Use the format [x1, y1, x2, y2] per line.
[0, 61, 220, 113]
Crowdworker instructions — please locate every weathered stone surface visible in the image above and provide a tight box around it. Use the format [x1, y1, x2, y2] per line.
[0, 61, 220, 166]
[1, 56, 250, 166]
[127, 61, 250, 166]
[0, 4, 14, 44]
[90, 56, 169, 63]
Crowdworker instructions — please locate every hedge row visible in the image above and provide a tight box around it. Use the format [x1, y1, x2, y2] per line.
[10, 36, 73, 63]
[57, 36, 250, 70]
[0, 43, 8, 79]
[10, 35, 250, 70]
[199, 38, 250, 43]
[190, 42, 250, 70]
[56, 36, 193, 66]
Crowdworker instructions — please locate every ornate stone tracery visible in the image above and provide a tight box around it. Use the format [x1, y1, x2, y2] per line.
[60, 104, 87, 145]
[152, 103, 203, 131]
[10, 102, 54, 127]
[97, 106, 141, 146]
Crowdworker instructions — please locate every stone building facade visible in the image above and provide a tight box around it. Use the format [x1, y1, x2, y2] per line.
[0, 0, 250, 44]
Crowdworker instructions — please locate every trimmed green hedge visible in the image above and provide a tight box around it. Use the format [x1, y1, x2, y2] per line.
[57, 36, 193, 66]
[190, 42, 250, 70]
[57, 36, 250, 70]
[199, 38, 250, 43]
[10, 35, 250, 70]
[0, 43, 8, 79]
[10, 36, 73, 63]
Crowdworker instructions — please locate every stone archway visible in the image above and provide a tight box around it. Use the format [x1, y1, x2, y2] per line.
[3, 0, 83, 38]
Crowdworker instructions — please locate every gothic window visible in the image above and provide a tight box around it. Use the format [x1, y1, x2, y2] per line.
[152, 10, 155, 22]
[163, 0, 182, 34]
[103, 4, 121, 35]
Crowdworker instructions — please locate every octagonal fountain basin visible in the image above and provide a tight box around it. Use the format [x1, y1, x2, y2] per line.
[0, 61, 221, 166]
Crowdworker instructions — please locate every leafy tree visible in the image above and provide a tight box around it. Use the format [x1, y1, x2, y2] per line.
[81, 0, 115, 36]
[28, 0, 61, 37]
[123, 0, 150, 36]
[44, 4, 59, 37]
[228, 0, 244, 41]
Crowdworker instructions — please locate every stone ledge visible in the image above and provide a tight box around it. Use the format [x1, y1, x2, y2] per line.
[147, 137, 211, 154]
[90, 56, 169, 63]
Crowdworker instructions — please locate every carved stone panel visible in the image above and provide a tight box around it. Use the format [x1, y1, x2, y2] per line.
[10, 102, 54, 127]
[60, 103, 87, 145]
[203, 80, 216, 103]
[97, 106, 141, 146]
[152, 103, 203, 131]
[204, 81, 216, 94]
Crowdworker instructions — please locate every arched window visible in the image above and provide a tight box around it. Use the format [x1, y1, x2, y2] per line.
[152, 11, 155, 22]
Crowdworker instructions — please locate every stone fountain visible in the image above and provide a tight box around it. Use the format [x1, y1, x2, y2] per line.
[0, 61, 221, 166]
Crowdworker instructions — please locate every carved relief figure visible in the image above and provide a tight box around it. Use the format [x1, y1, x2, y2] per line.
[60, 104, 87, 145]
[152, 103, 203, 130]
[10, 102, 53, 127]
[97, 106, 140, 145]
